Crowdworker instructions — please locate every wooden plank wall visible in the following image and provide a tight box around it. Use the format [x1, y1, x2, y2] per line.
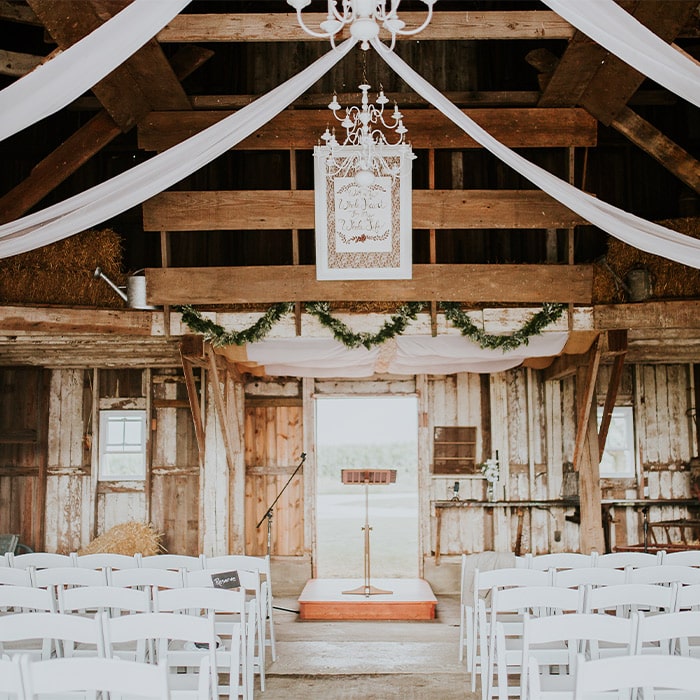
[244, 402, 304, 557]
[0, 367, 48, 551]
[150, 370, 199, 555]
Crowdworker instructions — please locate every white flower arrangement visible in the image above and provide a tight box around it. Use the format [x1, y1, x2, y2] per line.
[480, 457, 500, 483]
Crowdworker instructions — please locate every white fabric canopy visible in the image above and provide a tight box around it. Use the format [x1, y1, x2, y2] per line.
[0, 0, 191, 143]
[232, 332, 569, 378]
[374, 39, 700, 269]
[0, 39, 356, 258]
[542, 0, 700, 109]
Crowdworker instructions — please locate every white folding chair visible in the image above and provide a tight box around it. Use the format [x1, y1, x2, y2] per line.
[471, 567, 551, 697]
[0, 585, 55, 614]
[520, 612, 636, 700]
[585, 583, 677, 618]
[674, 583, 700, 611]
[204, 554, 276, 661]
[635, 609, 700, 658]
[73, 552, 142, 571]
[0, 568, 34, 587]
[155, 586, 251, 699]
[33, 567, 108, 611]
[9, 552, 75, 569]
[595, 552, 662, 569]
[528, 553, 597, 571]
[140, 554, 203, 571]
[0, 611, 103, 660]
[626, 565, 700, 586]
[573, 653, 700, 699]
[108, 566, 184, 591]
[58, 584, 151, 617]
[19, 655, 173, 700]
[487, 585, 583, 700]
[0, 654, 24, 700]
[102, 611, 218, 700]
[661, 550, 700, 567]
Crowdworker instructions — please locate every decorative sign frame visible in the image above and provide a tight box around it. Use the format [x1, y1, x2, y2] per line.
[313, 143, 414, 280]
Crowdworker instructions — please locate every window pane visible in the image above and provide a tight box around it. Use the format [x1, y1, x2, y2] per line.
[99, 410, 146, 480]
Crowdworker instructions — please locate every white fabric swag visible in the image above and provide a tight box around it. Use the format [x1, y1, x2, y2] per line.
[229, 332, 569, 378]
[373, 38, 700, 269]
[0, 39, 357, 258]
[0, 0, 191, 143]
[542, 0, 700, 110]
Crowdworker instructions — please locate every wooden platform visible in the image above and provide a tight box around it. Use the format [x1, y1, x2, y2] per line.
[297, 578, 437, 621]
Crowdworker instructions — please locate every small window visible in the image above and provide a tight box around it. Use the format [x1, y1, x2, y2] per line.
[597, 406, 636, 478]
[99, 410, 147, 480]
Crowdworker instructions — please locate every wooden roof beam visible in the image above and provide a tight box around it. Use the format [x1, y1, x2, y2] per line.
[157, 11, 575, 42]
[142, 190, 586, 232]
[138, 108, 597, 152]
[144, 264, 593, 306]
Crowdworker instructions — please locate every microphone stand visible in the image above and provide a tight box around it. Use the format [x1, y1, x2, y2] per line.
[257, 452, 307, 559]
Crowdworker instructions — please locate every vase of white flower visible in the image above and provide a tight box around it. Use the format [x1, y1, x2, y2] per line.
[480, 457, 500, 502]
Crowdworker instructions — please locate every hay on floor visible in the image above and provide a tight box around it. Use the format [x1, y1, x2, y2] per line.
[78, 521, 164, 557]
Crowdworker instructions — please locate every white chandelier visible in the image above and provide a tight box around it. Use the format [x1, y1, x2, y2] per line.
[286, 0, 436, 50]
[319, 83, 411, 186]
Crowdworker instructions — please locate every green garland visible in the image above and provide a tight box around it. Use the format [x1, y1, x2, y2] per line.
[176, 301, 565, 352]
[304, 301, 425, 349]
[176, 303, 293, 347]
[440, 302, 566, 351]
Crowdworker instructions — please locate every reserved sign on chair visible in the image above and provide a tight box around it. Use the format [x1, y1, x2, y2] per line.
[211, 570, 240, 589]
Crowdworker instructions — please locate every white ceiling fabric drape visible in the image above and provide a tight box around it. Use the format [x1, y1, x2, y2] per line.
[541, 0, 700, 109]
[238, 332, 569, 378]
[374, 38, 700, 269]
[0, 0, 191, 143]
[0, 39, 356, 259]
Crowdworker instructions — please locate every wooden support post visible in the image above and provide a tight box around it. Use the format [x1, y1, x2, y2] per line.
[575, 343, 606, 554]
[206, 345, 237, 475]
[290, 148, 302, 336]
[180, 338, 206, 469]
[160, 231, 171, 338]
[429, 149, 437, 336]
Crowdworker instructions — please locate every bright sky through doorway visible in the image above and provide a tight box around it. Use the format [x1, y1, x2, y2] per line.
[316, 397, 418, 446]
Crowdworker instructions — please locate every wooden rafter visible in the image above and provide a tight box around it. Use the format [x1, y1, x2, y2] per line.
[156, 11, 575, 43]
[145, 264, 594, 306]
[138, 107, 596, 152]
[142, 190, 586, 232]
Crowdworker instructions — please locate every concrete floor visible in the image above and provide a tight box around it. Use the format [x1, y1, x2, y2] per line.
[257, 593, 481, 699]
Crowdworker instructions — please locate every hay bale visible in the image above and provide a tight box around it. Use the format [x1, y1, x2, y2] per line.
[78, 521, 164, 557]
[0, 228, 127, 307]
[593, 217, 700, 304]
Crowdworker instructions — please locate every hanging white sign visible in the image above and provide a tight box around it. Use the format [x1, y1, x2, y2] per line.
[313, 143, 413, 280]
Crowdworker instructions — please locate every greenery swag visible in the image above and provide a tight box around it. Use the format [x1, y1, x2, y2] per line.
[441, 301, 566, 351]
[176, 301, 566, 352]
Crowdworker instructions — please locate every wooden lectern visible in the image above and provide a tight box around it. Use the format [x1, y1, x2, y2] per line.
[340, 468, 397, 597]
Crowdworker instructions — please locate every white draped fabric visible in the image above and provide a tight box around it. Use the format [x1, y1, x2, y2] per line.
[0, 0, 191, 143]
[0, 39, 356, 259]
[374, 39, 700, 269]
[231, 332, 569, 378]
[542, 0, 700, 109]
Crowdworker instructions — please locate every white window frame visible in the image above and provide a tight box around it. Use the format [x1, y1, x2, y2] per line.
[98, 410, 147, 481]
[597, 405, 636, 478]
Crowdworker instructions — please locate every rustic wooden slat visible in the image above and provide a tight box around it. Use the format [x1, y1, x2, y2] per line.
[137, 108, 597, 152]
[142, 190, 585, 231]
[145, 264, 594, 305]
[572, 337, 602, 472]
[157, 11, 574, 43]
[594, 301, 700, 329]
[0, 49, 43, 77]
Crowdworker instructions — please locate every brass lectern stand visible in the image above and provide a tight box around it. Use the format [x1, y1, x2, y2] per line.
[340, 468, 397, 597]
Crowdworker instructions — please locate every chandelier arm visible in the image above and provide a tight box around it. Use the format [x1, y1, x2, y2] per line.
[292, 10, 336, 39]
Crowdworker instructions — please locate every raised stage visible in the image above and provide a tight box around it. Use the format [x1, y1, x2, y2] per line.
[297, 578, 437, 621]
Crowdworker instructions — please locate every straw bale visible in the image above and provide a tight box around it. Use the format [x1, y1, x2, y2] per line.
[0, 228, 127, 307]
[78, 520, 164, 556]
[593, 217, 700, 304]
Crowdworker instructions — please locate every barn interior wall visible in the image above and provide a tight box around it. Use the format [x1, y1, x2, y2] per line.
[2, 358, 696, 591]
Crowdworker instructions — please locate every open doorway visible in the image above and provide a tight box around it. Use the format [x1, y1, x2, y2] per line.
[315, 395, 419, 579]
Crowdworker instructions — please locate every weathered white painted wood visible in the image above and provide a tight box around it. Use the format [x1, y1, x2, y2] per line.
[303, 378, 316, 576]
[490, 373, 510, 500]
[98, 491, 146, 533]
[201, 376, 230, 556]
[546, 380, 563, 499]
[228, 376, 246, 554]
